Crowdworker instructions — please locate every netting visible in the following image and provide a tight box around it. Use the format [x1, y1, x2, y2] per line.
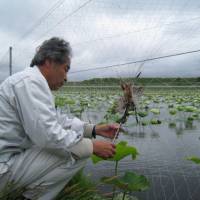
[0, 0, 200, 83]
[0, 1, 200, 199]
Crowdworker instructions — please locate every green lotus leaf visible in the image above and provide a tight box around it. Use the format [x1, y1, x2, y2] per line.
[186, 156, 200, 164]
[138, 111, 148, 118]
[168, 104, 174, 108]
[80, 102, 89, 107]
[91, 141, 138, 164]
[184, 106, 198, 112]
[150, 119, 162, 125]
[65, 99, 76, 105]
[55, 97, 66, 107]
[150, 108, 160, 115]
[169, 109, 177, 115]
[176, 105, 184, 111]
[141, 121, 148, 126]
[187, 116, 194, 121]
[192, 113, 199, 119]
[144, 100, 151, 105]
[153, 99, 159, 103]
[101, 171, 150, 192]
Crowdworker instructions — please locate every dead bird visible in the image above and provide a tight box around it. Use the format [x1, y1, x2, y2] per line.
[116, 82, 143, 124]
[111, 82, 144, 143]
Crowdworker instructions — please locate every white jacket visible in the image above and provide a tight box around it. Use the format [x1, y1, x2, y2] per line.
[0, 66, 93, 174]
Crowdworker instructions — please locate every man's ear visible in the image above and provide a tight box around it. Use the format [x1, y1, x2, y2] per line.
[44, 59, 52, 68]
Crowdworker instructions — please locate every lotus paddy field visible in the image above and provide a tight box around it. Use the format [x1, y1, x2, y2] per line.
[55, 85, 200, 200]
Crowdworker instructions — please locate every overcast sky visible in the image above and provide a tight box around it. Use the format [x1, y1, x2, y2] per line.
[0, 0, 200, 81]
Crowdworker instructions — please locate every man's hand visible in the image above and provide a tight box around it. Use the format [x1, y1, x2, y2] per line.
[93, 140, 116, 159]
[95, 123, 120, 139]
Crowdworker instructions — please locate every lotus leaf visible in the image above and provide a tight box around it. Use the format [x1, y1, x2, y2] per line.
[187, 116, 194, 121]
[176, 105, 184, 111]
[169, 109, 177, 115]
[184, 106, 198, 112]
[65, 99, 76, 105]
[138, 111, 148, 118]
[187, 156, 200, 164]
[101, 171, 150, 192]
[150, 108, 160, 115]
[150, 119, 162, 125]
[92, 141, 138, 164]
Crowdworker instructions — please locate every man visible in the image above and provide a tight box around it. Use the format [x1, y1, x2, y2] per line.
[0, 37, 119, 200]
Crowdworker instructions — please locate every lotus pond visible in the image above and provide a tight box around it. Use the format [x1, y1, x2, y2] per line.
[55, 86, 200, 200]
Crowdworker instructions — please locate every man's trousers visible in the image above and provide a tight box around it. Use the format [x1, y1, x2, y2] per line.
[0, 147, 86, 200]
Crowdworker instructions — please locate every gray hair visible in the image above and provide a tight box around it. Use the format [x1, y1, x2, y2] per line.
[30, 37, 72, 67]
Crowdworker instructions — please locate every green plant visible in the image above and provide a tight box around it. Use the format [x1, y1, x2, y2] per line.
[150, 108, 160, 115]
[92, 141, 150, 199]
[92, 141, 138, 176]
[55, 169, 107, 200]
[101, 171, 150, 200]
[0, 182, 32, 200]
[186, 156, 200, 164]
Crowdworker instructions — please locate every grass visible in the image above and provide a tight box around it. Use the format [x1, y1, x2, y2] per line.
[55, 169, 108, 200]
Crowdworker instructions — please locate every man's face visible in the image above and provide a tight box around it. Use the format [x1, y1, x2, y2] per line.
[47, 58, 71, 90]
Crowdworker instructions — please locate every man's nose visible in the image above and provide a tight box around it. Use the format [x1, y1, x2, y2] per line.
[64, 73, 67, 82]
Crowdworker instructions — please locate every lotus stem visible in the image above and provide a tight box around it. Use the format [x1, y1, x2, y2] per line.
[115, 161, 119, 176]
[122, 191, 126, 200]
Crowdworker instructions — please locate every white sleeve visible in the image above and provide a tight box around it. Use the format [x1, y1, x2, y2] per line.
[56, 110, 94, 138]
[13, 77, 92, 157]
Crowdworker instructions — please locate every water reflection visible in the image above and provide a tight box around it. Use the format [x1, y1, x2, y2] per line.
[168, 121, 197, 137]
[150, 131, 160, 139]
[57, 95, 200, 200]
[128, 131, 147, 139]
[85, 113, 200, 200]
[126, 129, 161, 139]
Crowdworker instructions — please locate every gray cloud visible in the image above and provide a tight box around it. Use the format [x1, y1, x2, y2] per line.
[0, 0, 200, 82]
[0, 0, 58, 36]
